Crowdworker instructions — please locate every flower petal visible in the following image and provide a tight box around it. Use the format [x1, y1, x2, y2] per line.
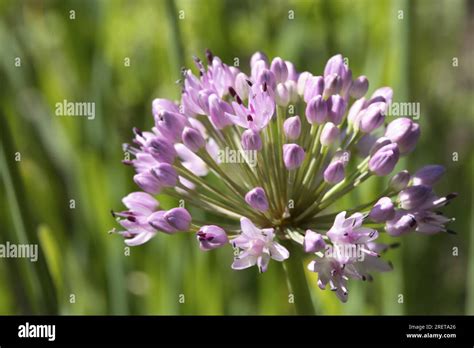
[269, 243, 290, 261]
[231, 255, 257, 270]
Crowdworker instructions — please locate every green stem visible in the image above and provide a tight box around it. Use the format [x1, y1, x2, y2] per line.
[281, 240, 316, 315]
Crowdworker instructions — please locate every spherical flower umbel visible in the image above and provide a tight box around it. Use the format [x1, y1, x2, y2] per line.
[113, 50, 457, 306]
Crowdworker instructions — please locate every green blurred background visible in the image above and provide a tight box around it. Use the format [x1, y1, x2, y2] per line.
[0, 0, 473, 315]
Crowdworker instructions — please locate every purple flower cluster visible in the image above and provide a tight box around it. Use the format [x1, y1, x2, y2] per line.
[113, 50, 456, 303]
[306, 212, 391, 302]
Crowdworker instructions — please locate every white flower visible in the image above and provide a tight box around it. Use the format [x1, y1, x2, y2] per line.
[231, 217, 289, 272]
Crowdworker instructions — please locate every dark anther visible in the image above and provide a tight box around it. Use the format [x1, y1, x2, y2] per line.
[133, 127, 142, 136]
[446, 192, 458, 200]
[236, 95, 243, 104]
[127, 216, 137, 222]
[263, 82, 267, 92]
[110, 210, 116, 217]
[246, 79, 253, 87]
[205, 48, 213, 64]
[228, 87, 237, 97]
[447, 229, 457, 235]
[247, 115, 253, 122]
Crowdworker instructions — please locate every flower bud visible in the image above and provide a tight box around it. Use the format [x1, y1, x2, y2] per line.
[257, 69, 277, 90]
[235, 72, 250, 100]
[398, 185, 433, 210]
[320, 122, 339, 146]
[196, 225, 229, 251]
[340, 68, 353, 96]
[250, 51, 269, 69]
[208, 94, 233, 129]
[385, 117, 420, 154]
[304, 76, 325, 103]
[369, 136, 392, 156]
[275, 83, 290, 106]
[305, 95, 327, 124]
[146, 136, 177, 164]
[369, 197, 396, 222]
[347, 97, 366, 126]
[148, 210, 176, 233]
[324, 160, 345, 184]
[359, 104, 385, 133]
[327, 95, 346, 125]
[245, 187, 269, 212]
[303, 230, 326, 253]
[369, 143, 400, 176]
[389, 170, 411, 192]
[270, 57, 289, 83]
[370, 86, 393, 105]
[283, 144, 305, 170]
[323, 73, 342, 98]
[297, 71, 312, 96]
[284, 80, 298, 103]
[151, 163, 178, 187]
[412, 165, 445, 187]
[285, 60, 298, 81]
[182, 126, 205, 152]
[251, 59, 267, 82]
[241, 129, 262, 151]
[385, 212, 417, 236]
[283, 116, 301, 140]
[324, 54, 345, 77]
[164, 207, 192, 231]
[155, 110, 187, 142]
[134, 171, 162, 194]
[349, 76, 369, 99]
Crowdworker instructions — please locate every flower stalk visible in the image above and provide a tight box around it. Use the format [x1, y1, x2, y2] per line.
[281, 239, 316, 315]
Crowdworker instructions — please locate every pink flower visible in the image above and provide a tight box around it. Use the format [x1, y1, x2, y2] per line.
[226, 83, 275, 131]
[231, 217, 289, 273]
[327, 211, 378, 245]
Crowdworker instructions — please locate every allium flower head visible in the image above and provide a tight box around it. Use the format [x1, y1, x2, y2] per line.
[113, 50, 457, 304]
